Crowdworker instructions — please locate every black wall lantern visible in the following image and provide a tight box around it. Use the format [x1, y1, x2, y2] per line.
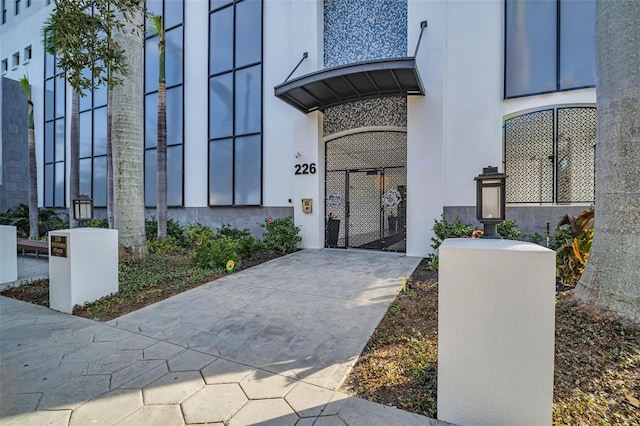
[474, 166, 507, 238]
[73, 194, 94, 227]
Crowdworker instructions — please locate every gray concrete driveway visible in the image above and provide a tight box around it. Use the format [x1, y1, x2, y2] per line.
[1, 249, 447, 425]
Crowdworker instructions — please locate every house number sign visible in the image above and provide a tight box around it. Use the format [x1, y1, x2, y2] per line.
[50, 235, 68, 258]
[294, 163, 316, 175]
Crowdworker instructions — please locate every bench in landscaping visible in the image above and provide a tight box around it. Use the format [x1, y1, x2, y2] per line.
[17, 238, 49, 257]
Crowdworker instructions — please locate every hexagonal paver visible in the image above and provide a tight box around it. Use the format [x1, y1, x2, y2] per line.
[69, 389, 143, 425]
[143, 371, 204, 404]
[4, 409, 72, 426]
[168, 350, 216, 372]
[201, 358, 254, 384]
[118, 405, 185, 426]
[239, 370, 296, 399]
[284, 382, 335, 417]
[228, 399, 298, 426]
[181, 383, 247, 424]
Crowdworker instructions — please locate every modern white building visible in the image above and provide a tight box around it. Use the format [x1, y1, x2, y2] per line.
[0, 0, 596, 257]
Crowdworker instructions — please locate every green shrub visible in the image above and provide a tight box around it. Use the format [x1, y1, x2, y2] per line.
[146, 217, 188, 246]
[87, 218, 109, 228]
[185, 223, 216, 248]
[237, 235, 265, 259]
[0, 203, 68, 238]
[261, 216, 301, 255]
[147, 236, 182, 255]
[497, 220, 523, 240]
[430, 215, 475, 251]
[191, 236, 241, 270]
[217, 224, 251, 239]
[527, 232, 544, 245]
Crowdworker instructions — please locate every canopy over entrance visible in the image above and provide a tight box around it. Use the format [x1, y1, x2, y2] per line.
[274, 57, 425, 114]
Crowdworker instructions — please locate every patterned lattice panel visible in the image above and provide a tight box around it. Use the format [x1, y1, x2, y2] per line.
[556, 108, 596, 203]
[505, 110, 554, 203]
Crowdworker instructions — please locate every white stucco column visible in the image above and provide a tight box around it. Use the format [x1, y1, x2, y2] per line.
[49, 228, 118, 314]
[438, 238, 555, 425]
[0, 225, 18, 283]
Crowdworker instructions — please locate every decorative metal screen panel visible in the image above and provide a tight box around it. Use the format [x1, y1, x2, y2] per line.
[556, 108, 596, 203]
[505, 109, 555, 203]
[325, 131, 407, 252]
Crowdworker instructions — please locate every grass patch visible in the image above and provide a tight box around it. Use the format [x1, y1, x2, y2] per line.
[341, 258, 640, 425]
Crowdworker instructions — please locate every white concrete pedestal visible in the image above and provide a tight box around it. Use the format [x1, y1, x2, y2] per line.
[438, 238, 555, 426]
[49, 228, 118, 314]
[0, 225, 18, 283]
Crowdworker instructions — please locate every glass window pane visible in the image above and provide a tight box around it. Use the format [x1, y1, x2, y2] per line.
[55, 76, 65, 118]
[167, 145, 183, 206]
[505, 0, 557, 98]
[55, 118, 65, 162]
[45, 79, 54, 121]
[209, 139, 233, 205]
[165, 0, 183, 29]
[45, 164, 54, 207]
[235, 65, 261, 135]
[79, 68, 92, 111]
[145, 36, 159, 93]
[165, 27, 183, 87]
[209, 7, 233, 74]
[235, 0, 262, 67]
[145, 149, 157, 206]
[45, 121, 54, 163]
[45, 52, 54, 78]
[560, 0, 595, 90]
[55, 162, 65, 207]
[94, 80, 107, 107]
[145, 93, 158, 148]
[79, 111, 92, 158]
[166, 86, 183, 145]
[93, 156, 107, 206]
[210, 0, 231, 11]
[209, 73, 233, 139]
[234, 134, 261, 205]
[79, 158, 92, 196]
[93, 107, 107, 156]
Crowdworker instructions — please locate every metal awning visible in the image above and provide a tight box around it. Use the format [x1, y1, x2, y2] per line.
[274, 57, 425, 114]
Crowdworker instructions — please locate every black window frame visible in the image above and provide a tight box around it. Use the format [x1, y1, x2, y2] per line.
[207, 0, 263, 207]
[43, 51, 66, 208]
[503, 0, 596, 100]
[143, 0, 185, 208]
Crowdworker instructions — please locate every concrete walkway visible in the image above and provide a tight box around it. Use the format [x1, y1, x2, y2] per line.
[1, 249, 448, 425]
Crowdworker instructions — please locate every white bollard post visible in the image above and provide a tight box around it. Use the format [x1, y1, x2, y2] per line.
[438, 238, 555, 426]
[49, 228, 118, 314]
[0, 225, 18, 283]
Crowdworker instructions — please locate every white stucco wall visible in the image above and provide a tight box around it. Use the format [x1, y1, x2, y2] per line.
[263, 0, 324, 248]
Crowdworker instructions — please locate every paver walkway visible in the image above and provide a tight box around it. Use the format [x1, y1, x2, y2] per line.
[1, 249, 448, 425]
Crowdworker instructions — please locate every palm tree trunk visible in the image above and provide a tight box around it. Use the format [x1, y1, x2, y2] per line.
[107, 88, 114, 229]
[27, 125, 38, 239]
[69, 89, 80, 228]
[157, 27, 167, 242]
[111, 3, 147, 257]
[574, 0, 640, 324]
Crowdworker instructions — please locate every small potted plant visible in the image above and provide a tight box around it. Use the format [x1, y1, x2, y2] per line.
[326, 212, 340, 246]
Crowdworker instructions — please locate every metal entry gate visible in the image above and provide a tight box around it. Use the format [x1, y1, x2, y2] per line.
[325, 131, 407, 252]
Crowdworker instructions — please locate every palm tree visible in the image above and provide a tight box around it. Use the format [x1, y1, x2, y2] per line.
[575, 0, 640, 324]
[111, 2, 148, 256]
[19, 76, 39, 240]
[149, 14, 167, 242]
[69, 90, 80, 228]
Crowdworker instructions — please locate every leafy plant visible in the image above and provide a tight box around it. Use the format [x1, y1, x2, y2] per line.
[87, 218, 109, 228]
[146, 217, 188, 246]
[0, 203, 68, 238]
[147, 236, 182, 255]
[425, 255, 439, 272]
[430, 215, 475, 251]
[186, 223, 216, 248]
[237, 235, 265, 259]
[497, 220, 523, 240]
[191, 236, 241, 270]
[261, 217, 301, 255]
[217, 224, 251, 240]
[555, 209, 594, 287]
